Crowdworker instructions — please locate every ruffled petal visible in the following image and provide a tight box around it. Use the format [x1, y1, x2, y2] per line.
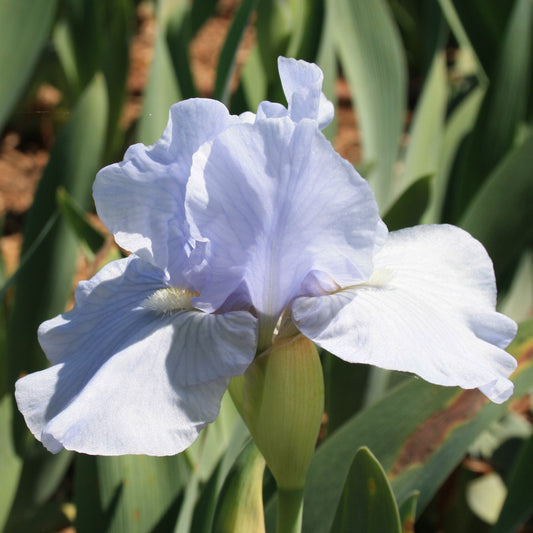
[16, 255, 257, 455]
[186, 117, 380, 333]
[292, 225, 517, 403]
[278, 57, 334, 129]
[256, 101, 288, 121]
[93, 99, 239, 280]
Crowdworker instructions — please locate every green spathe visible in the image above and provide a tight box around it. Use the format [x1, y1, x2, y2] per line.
[230, 335, 324, 490]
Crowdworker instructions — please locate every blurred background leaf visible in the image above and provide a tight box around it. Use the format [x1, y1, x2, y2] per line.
[331, 0, 407, 209]
[0, 0, 58, 133]
[445, 0, 533, 221]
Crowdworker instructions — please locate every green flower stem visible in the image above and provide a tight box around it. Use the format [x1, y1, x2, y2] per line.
[229, 335, 323, 533]
[276, 487, 304, 533]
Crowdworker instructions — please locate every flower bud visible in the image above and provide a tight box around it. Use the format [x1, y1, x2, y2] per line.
[230, 335, 324, 489]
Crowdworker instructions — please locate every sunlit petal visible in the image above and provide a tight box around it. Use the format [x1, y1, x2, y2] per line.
[293, 225, 517, 402]
[16, 255, 256, 455]
[278, 56, 334, 128]
[93, 99, 239, 280]
[186, 117, 380, 342]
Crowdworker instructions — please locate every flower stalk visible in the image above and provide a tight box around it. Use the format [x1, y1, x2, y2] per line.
[230, 335, 324, 532]
[276, 488, 304, 533]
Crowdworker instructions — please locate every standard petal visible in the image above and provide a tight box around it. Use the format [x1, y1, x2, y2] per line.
[16, 255, 257, 455]
[186, 118, 379, 343]
[292, 225, 518, 403]
[93, 98, 238, 280]
[256, 101, 288, 121]
[186, 117, 380, 342]
[278, 56, 334, 129]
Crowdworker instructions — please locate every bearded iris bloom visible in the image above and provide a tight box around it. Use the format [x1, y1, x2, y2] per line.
[15, 58, 517, 457]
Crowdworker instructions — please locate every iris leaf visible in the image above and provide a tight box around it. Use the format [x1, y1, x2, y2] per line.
[331, 0, 407, 209]
[399, 48, 447, 198]
[190, 418, 251, 532]
[442, 0, 512, 76]
[0, 397, 22, 531]
[4, 75, 107, 532]
[436, 0, 487, 82]
[330, 447, 402, 533]
[0, 0, 58, 132]
[459, 130, 533, 283]
[8, 73, 108, 391]
[423, 87, 484, 223]
[0, 213, 59, 302]
[447, 0, 533, 220]
[190, 0, 218, 37]
[302, 319, 533, 532]
[56, 187, 105, 259]
[4, 448, 73, 533]
[382, 175, 432, 232]
[212, 441, 266, 533]
[163, 0, 198, 100]
[89, 455, 189, 533]
[314, 0, 337, 141]
[137, 26, 181, 145]
[213, 0, 259, 105]
[491, 432, 533, 533]
[237, 46, 268, 113]
[399, 491, 419, 533]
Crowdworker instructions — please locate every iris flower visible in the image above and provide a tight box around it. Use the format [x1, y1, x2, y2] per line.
[16, 58, 517, 457]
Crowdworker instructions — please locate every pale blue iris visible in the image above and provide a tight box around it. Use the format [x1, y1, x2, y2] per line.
[15, 58, 517, 456]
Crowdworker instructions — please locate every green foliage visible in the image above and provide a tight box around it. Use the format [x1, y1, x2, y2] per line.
[446, 0, 533, 220]
[382, 175, 432, 231]
[0, 396, 22, 530]
[331, 0, 407, 209]
[0, 0, 58, 132]
[331, 447, 402, 533]
[213, 0, 259, 105]
[460, 130, 533, 284]
[492, 433, 533, 533]
[302, 319, 533, 532]
[398, 491, 418, 533]
[56, 187, 105, 259]
[8, 74, 108, 385]
[213, 441, 266, 533]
